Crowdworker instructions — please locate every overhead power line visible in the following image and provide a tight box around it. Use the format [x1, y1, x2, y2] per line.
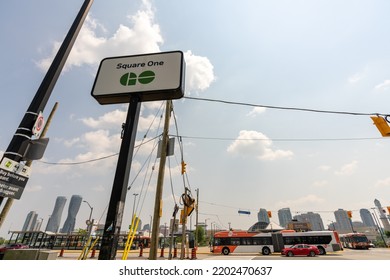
[183, 96, 389, 117]
[176, 135, 384, 142]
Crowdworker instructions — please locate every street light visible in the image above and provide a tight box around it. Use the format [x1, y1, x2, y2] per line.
[83, 200, 93, 233]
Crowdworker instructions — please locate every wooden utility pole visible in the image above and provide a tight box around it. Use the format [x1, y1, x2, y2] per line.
[195, 188, 199, 249]
[149, 100, 172, 260]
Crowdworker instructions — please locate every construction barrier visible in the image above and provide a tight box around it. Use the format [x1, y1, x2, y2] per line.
[191, 248, 197, 260]
[160, 248, 165, 258]
[90, 249, 96, 258]
[173, 247, 177, 258]
[58, 248, 64, 257]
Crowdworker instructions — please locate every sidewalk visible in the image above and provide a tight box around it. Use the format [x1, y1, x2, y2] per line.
[56, 246, 212, 260]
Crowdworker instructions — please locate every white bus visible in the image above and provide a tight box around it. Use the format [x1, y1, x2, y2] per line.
[212, 230, 342, 255]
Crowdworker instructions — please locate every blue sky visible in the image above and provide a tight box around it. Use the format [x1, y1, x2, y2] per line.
[1, 0, 390, 238]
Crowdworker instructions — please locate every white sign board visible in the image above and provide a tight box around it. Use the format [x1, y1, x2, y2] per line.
[91, 51, 185, 104]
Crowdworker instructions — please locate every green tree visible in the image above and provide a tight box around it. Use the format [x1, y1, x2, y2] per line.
[384, 230, 390, 238]
[195, 226, 206, 246]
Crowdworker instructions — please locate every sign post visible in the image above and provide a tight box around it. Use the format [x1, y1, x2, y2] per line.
[93, 51, 185, 260]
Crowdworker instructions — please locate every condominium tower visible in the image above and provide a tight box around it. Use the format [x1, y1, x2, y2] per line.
[45, 196, 67, 232]
[278, 208, 292, 228]
[61, 195, 83, 233]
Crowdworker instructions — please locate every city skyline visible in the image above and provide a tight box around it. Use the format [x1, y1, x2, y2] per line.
[14, 196, 390, 235]
[2, 0, 390, 238]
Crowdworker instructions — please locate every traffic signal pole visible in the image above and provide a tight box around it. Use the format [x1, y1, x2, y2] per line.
[0, 102, 58, 229]
[0, 0, 93, 207]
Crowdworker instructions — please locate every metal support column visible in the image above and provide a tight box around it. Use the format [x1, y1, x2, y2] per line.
[98, 96, 141, 260]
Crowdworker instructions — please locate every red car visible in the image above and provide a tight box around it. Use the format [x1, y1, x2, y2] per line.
[0, 243, 29, 258]
[281, 244, 320, 257]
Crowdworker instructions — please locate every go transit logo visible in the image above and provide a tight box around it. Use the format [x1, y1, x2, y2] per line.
[120, 70, 156, 86]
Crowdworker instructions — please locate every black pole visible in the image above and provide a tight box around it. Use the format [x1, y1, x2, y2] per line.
[98, 96, 141, 260]
[0, 0, 93, 206]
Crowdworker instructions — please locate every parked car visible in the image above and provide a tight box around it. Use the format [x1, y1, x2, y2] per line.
[281, 244, 320, 257]
[0, 243, 29, 259]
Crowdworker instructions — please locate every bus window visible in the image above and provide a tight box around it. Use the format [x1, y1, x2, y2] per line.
[231, 238, 240, 245]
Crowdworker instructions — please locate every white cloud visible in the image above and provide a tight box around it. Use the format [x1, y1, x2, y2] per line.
[312, 180, 328, 187]
[37, 1, 163, 71]
[25, 185, 43, 193]
[36, 2, 215, 95]
[184, 50, 215, 93]
[318, 165, 331, 171]
[334, 160, 358, 176]
[82, 109, 127, 129]
[276, 194, 325, 209]
[246, 107, 266, 117]
[375, 177, 390, 188]
[82, 130, 121, 154]
[63, 137, 80, 148]
[348, 73, 363, 84]
[227, 130, 293, 161]
[374, 80, 390, 91]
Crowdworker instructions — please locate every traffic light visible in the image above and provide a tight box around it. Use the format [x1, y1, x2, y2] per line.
[181, 161, 187, 174]
[186, 203, 195, 216]
[371, 116, 390, 137]
[347, 211, 352, 219]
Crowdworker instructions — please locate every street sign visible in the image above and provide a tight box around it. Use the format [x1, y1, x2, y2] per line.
[91, 51, 185, 104]
[32, 111, 45, 137]
[0, 157, 31, 199]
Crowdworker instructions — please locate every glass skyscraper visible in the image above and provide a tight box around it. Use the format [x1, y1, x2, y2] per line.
[334, 208, 353, 232]
[61, 195, 83, 233]
[46, 196, 67, 232]
[294, 212, 325, 231]
[22, 211, 38, 231]
[278, 208, 292, 228]
[374, 199, 390, 231]
[360, 208, 375, 228]
[257, 208, 270, 224]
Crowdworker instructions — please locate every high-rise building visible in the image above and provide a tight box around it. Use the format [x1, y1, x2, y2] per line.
[293, 212, 325, 231]
[374, 199, 390, 231]
[360, 208, 375, 228]
[257, 208, 270, 224]
[46, 196, 67, 233]
[334, 208, 353, 233]
[61, 195, 83, 233]
[22, 211, 38, 231]
[278, 208, 292, 228]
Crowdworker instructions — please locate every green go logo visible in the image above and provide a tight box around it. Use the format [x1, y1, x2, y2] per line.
[120, 70, 155, 86]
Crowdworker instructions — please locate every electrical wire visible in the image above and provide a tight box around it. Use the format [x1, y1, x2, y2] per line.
[178, 135, 384, 142]
[184, 96, 390, 117]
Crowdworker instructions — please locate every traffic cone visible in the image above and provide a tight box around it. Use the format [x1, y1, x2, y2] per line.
[59, 248, 64, 257]
[191, 248, 197, 260]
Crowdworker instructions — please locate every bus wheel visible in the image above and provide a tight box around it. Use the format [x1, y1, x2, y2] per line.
[262, 247, 271, 255]
[222, 247, 230, 255]
[317, 246, 326, 255]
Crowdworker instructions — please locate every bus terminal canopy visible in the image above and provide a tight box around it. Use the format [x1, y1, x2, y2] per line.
[248, 221, 284, 232]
